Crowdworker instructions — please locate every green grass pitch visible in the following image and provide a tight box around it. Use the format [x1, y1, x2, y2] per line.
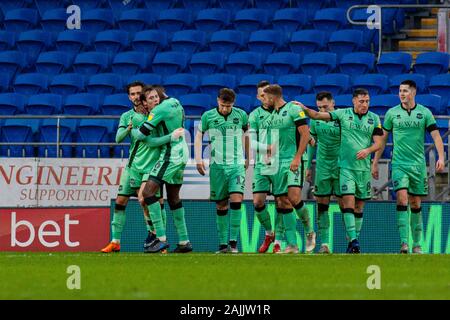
[1, 252, 449, 300]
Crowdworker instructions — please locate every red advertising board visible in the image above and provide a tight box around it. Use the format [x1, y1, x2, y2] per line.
[0, 208, 109, 251]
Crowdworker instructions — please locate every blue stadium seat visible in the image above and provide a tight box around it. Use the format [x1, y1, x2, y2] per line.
[87, 73, 123, 96]
[416, 94, 443, 115]
[40, 8, 67, 33]
[313, 8, 347, 33]
[339, 52, 375, 77]
[112, 134, 130, 159]
[101, 93, 131, 115]
[209, 30, 245, 56]
[313, 73, 351, 96]
[413, 52, 450, 79]
[376, 52, 412, 77]
[0, 51, 26, 79]
[327, 30, 363, 60]
[108, 0, 140, 19]
[0, 93, 26, 115]
[388, 73, 427, 94]
[0, 0, 29, 16]
[248, 30, 284, 56]
[94, 30, 130, 56]
[0, 119, 37, 157]
[4, 9, 39, 32]
[37, 118, 73, 158]
[225, 51, 263, 80]
[234, 93, 253, 113]
[132, 30, 168, 59]
[335, 0, 367, 9]
[189, 51, 225, 76]
[294, 93, 316, 108]
[56, 30, 91, 55]
[0, 31, 16, 51]
[179, 93, 211, 115]
[75, 119, 114, 158]
[16, 30, 53, 64]
[25, 93, 62, 115]
[289, 30, 328, 56]
[142, 0, 176, 11]
[156, 9, 192, 34]
[255, 0, 287, 10]
[194, 8, 231, 33]
[112, 51, 152, 76]
[233, 9, 270, 33]
[300, 52, 337, 80]
[352, 74, 389, 96]
[182, 0, 212, 14]
[334, 94, 353, 108]
[349, 8, 378, 52]
[128, 73, 163, 86]
[293, 0, 323, 20]
[370, 94, 400, 116]
[0, 74, 12, 92]
[35, 0, 65, 17]
[170, 30, 207, 56]
[238, 74, 275, 96]
[199, 73, 237, 99]
[14, 73, 48, 95]
[81, 9, 115, 34]
[272, 8, 307, 34]
[152, 51, 189, 75]
[75, 0, 104, 11]
[217, 0, 251, 15]
[64, 93, 101, 115]
[428, 74, 450, 107]
[49, 73, 85, 96]
[117, 9, 153, 34]
[36, 51, 74, 76]
[73, 51, 111, 76]
[263, 52, 301, 77]
[277, 74, 313, 100]
[163, 73, 199, 97]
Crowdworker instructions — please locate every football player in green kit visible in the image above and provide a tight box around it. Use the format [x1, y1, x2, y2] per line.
[299, 88, 383, 253]
[261, 85, 315, 254]
[132, 87, 192, 253]
[373, 80, 445, 254]
[306, 92, 345, 254]
[195, 88, 249, 253]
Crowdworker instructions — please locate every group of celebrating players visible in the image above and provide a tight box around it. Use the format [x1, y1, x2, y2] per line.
[101, 78, 445, 254]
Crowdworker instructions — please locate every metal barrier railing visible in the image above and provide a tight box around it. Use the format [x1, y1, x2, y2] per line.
[346, 3, 450, 60]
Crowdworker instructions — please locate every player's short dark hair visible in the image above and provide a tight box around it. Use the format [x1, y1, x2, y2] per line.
[316, 92, 333, 101]
[263, 84, 283, 97]
[400, 80, 417, 90]
[126, 81, 145, 94]
[142, 85, 154, 94]
[256, 80, 270, 89]
[352, 88, 369, 98]
[218, 88, 236, 103]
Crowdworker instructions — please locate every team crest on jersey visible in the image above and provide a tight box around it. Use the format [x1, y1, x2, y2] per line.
[348, 116, 353, 121]
[397, 114, 401, 119]
[282, 110, 288, 116]
[342, 185, 348, 191]
[259, 116, 264, 119]
[367, 118, 374, 125]
[233, 118, 239, 124]
[214, 119, 219, 124]
[416, 113, 423, 119]
[148, 113, 154, 121]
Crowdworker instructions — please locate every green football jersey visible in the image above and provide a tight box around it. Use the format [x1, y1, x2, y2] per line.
[128, 113, 161, 173]
[383, 104, 437, 167]
[310, 118, 341, 171]
[142, 97, 188, 163]
[200, 107, 248, 166]
[269, 101, 308, 162]
[330, 108, 381, 172]
[248, 105, 273, 167]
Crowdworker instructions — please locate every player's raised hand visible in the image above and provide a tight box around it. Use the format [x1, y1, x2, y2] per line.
[371, 162, 379, 180]
[196, 161, 206, 176]
[171, 128, 185, 140]
[292, 101, 307, 110]
[436, 158, 445, 172]
[305, 169, 312, 183]
[356, 148, 370, 160]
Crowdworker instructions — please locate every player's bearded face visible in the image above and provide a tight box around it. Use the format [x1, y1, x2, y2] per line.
[353, 94, 369, 114]
[128, 86, 143, 107]
[146, 90, 160, 110]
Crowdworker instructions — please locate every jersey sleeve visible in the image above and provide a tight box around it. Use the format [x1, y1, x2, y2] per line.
[310, 120, 317, 137]
[425, 108, 438, 132]
[248, 111, 258, 131]
[329, 109, 343, 122]
[382, 110, 393, 131]
[290, 103, 308, 126]
[372, 114, 383, 136]
[241, 110, 249, 131]
[199, 112, 209, 134]
[115, 113, 130, 143]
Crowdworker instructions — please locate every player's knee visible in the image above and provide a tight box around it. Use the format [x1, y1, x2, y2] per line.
[293, 200, 305, 210]
[115, 203, 126, 211]
[169, 201, 183, 211]
[144, 196, 159, 206]
[317, 203, 329, 212]
[230, 202, 241, 210]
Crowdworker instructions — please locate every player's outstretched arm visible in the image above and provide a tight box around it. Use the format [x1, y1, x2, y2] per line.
[142, 128, 185, 147]
[372, 129, 389, 180]
[430, 130, 446, 172]
[115, 117, 132, 143]
[292, 101, 331, 121]
[194, 130, 206, 176]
